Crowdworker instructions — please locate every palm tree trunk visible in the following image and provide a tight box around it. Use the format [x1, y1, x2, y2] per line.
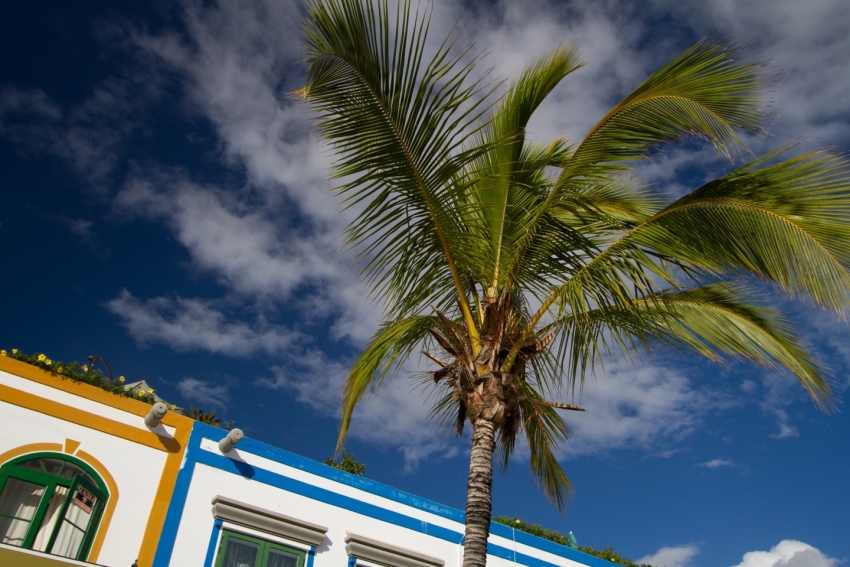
[463, 417, 496, 567]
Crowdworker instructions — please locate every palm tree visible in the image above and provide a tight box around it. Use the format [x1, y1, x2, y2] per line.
[299, 1, 850, 566]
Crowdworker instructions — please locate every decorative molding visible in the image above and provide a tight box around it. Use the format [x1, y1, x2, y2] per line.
[345, 532, 445, 567]
[0, 356, 193, 429]
[211, 496, 328, 547]
[64, 439, 81, 455]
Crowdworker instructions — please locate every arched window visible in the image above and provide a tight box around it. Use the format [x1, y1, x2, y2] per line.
[0, 453, 108, 561]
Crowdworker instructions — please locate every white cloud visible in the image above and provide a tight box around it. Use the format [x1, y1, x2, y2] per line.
[699, 458, 734, 469]
[176, 377, 230, 410]
[555, 364, 720, 458]
[256, 358, 465, 469]
[732, 540, 839, 567]
[637, 544, 700, 567]
[106, 290, 302, 355]
[7, 0, 849, 466]
[0, 75, 162, 187]
[113, 170, 381, 344]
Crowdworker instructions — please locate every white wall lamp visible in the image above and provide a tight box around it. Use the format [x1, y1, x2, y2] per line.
[144, 402, 169, 430]
[219, 428, 244, 454]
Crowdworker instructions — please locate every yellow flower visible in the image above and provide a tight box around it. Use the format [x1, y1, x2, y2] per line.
[118, 376, 125, 383]
[45, 359, 52, 366]
[12, 349, 18, 354]
[147, 388, 154, 394]
[57, 367, 64, 373]
[81, 365, 88, 372]
[169, 404, 176, 410]
[37, 354, 46, 361]
[0, 350, 6, 356]
[515, 520, 521, 524]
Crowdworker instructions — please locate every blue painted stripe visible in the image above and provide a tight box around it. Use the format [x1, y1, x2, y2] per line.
[512, 529, 608, 564]
[347, 556, 357, 567]
[203, 519, 224, 567]
[151, 425, 204, 567]
[516, 549, 617, 567]
[193, 449, 463, 543]
[191, 447, 609, 567]
[166, 423, 611, 567]
[194, 423, 465, 523]
[306, 546, 316, 567]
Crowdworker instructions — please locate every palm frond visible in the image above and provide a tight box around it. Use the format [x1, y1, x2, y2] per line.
[552, 284, 832, 409]
[301, 0, 496, 342]
[338, 315, 438, 451]
[632, 147, 850, 314]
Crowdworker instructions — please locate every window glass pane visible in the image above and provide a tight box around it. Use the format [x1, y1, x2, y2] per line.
[221, 537, 260, 567]
[49, 523, 85, 559]
[14, 459, 90, 482]
[32, 486, 70, 552]
[266, 548, 300, 567]
[0, 478, 46, 546]
[48, 485, 97, 559]
[15, 459, 45, 474]
[58, 463, 88, 481]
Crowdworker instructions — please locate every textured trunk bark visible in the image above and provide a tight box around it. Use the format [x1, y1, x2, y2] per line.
[462, 418, 496, 567]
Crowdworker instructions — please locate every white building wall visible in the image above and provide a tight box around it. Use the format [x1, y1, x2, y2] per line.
[169, 435, 591, 567]
[0, 369, 172, 567]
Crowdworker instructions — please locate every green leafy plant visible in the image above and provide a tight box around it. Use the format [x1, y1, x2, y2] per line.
[324, 450, 366, 476]
[183, 405, 234, 429]
[493, 517, 652, 567]
[1, 348, 160, 405]
[2, 349, 236, 428]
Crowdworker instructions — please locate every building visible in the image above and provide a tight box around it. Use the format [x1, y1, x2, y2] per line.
[0, 355, 613, 567]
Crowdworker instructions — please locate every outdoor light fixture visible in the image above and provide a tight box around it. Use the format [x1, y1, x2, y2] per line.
[87, 355, 113, 380]
[145, 402, 168, 430]
[219, 428, 244, 454]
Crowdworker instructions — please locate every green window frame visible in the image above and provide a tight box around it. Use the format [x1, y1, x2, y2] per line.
[0, 452, 108, 561]
[214, 529, 306, 567]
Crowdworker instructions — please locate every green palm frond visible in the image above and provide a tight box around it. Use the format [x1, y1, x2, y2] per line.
[301, 0, 496, 341]
[502, 38, 770, 317]
[633, 147, 850, 313]
[516, 385, 573, 511]
[338, 315, 438, 451]
[302, 3, 850, 526]
[560, 37, 768, 178]
[552, 284, 831, 408]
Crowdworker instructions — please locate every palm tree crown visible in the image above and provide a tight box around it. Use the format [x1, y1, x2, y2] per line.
[299, 1, 850, 566]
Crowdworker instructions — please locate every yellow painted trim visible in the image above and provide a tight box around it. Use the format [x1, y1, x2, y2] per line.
[0, 356, 194, 430]
[0, 444, 118, 564]
[136, 427, 191, 567]
[63, 439, 81, 455]
[0, 356, 197, 567]
[0, 384, 181, 453]
[75, 450, 119, 563]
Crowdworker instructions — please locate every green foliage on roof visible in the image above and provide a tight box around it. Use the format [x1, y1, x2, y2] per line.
[2, 348, 234, 429]
[493, 516, 653, 567]
[2, 348, 160, 404]
[324, 450, 366, 476]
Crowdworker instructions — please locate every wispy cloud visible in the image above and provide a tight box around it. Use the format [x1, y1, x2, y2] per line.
[105, 290, 302, 355]
[699, 458, 734, 469]
[553, 364, 723, 459]
[176, 377, 230, 410]
[4, 0, 850, 467]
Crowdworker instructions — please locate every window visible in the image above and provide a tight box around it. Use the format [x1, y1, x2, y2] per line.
[344, 533, 444, 567]
[214, 530, 306, 567]
[0, 453, 108, 561]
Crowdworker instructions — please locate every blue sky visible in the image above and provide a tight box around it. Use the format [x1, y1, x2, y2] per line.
[1, 1, 849, 566]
